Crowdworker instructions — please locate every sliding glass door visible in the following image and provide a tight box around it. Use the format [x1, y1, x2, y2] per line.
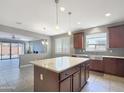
[2, 43, 11, 59]
[0, 43, 1, 60]
[19, 43, 24, 55]
[11, 43, 19, 58]
[0, 42, 24, 60]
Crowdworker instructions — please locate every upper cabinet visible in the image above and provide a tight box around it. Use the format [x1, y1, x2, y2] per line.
[73, 32, 84, 48]
[108, 25, 124, 48]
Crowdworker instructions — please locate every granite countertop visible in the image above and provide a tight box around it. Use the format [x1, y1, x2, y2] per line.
[102, 55, 124, 59]
[30, 56, 89, 73]
[72, 54, 124, 59]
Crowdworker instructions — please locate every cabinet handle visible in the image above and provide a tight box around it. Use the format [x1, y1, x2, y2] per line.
[65, 73, 69, 76]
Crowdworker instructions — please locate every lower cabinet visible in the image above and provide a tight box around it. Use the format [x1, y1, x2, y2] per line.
[104, 58, 117, 75]
[60, 77, 72, 92]
[117, 59, 124, 77]
[60, 71, 81, 92]
[85, 63, 90, 81]
[90, 60, 104, 72]
[81, 64, 86, 88]
[34, 61, 90, 92]
[104, 58, 124, 77]
[73, 71, 80, 92]
[60, 62, 90, 92]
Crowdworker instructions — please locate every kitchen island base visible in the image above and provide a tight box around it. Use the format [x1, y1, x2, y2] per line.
[34, 61, 90, 92]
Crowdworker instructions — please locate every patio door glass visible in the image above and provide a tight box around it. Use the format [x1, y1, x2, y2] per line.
[19, 43, 24, 55]
[2, 43, 10, 59]
[11, 43, 19, 58]
[0, 43, 1, 59]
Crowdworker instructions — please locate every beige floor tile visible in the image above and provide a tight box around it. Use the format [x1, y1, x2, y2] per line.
[82, 81, 110, 92]
[1, 59, 124, 92]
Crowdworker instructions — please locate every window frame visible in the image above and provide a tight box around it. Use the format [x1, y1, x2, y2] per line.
[55, 37, 71, 55]
[85, 32, 107, 52]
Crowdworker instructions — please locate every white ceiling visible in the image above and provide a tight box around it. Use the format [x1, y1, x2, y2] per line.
[0, 0, 124, 36]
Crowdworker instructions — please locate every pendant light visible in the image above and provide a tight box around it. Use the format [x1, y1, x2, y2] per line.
[68, 12, 72, 36]
[42, 40, 45, 45]
[55, 0, 59, 30]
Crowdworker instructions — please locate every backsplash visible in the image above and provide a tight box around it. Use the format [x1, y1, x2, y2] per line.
[75, 48, 124, 56]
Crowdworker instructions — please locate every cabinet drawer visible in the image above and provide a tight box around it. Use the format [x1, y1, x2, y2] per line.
[60, 65, 80, 81]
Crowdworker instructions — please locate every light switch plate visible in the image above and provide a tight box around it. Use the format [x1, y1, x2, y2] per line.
[40, 74, 43, 80]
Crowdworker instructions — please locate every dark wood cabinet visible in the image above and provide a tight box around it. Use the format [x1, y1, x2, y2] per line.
[34, 61, 90, 92]
[73, 71, 80, 92]
[73, 32, 84, 48]
[85, 63, 90, 81]
[117, 59, 124, 77]
[104, 58, 117, 75]
[108, 25, 124, 48]
[81, 64, 86, 88]
[60, 77, 72, 92]
[90, 60, 104, 72]
[60, 63, 90, 92]
[90, 58, 124, 77]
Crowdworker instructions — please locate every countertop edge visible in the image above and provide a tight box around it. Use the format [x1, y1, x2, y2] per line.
[30, 58, 90, 73]
[72, 54, 124, 59]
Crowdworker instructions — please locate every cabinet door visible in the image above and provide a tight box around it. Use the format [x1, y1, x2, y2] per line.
[73, 71, 80, 92]
[73, 32, 83, 48]
[117, 59, 124, 77]
[34, 66, 40, 91]
[74, 34, 78, 48]
[90, 60, 104, 72]
[60, 77, 72, 92]
[78, 33, 83, 48]
[108, 25, 124, 48]
[85, 63, 90, 81]
[104, 58, 117, 75]
[81, 64, 86, 88]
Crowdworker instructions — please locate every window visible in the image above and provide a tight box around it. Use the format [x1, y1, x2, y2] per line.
[2, 43, 11, 59]
[86, 33, 107, 51]
[19, 43, 24, 55]
[55, 37, 70, 54]
[0, 43, 1, 59]
[11, 43, 19, 58]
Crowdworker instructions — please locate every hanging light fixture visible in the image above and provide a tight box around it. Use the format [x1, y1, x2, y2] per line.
[42, 40, 45, 45]
[55, 0, 59, 30]
[45, 40, 48, 45]
[68, 12, 72, 36]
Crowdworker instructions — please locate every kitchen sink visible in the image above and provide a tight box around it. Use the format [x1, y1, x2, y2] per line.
[89, 55, 103, 60]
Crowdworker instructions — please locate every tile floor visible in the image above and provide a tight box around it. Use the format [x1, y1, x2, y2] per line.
[82, 71, 124, 92]
[0, 59, 124, 92]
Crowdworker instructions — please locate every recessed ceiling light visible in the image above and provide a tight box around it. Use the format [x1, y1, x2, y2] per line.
[42, 27, 46, 31]
[77, 22, 81, 25]
[68, 31, 72, 36]
[105, 13, 111, 17]
[16, 22, 22, 25]
[60, 7, 65, 12]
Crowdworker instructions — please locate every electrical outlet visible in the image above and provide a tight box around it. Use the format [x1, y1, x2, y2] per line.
[110, 50, 112, 53]
[40, 74, 43, 80]
[83, 50, 85, 52]
[79, 50, 82, 53]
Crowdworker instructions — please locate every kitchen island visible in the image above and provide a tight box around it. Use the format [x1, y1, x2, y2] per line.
[31, 56, 90, 92]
